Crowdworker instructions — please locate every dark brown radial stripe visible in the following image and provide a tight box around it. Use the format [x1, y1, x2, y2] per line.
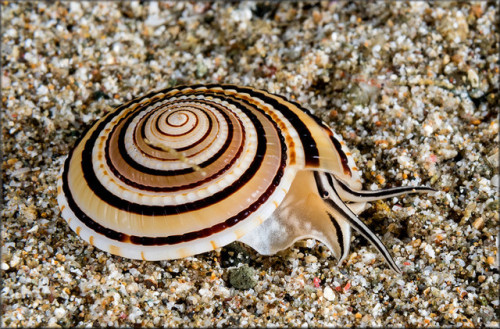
[155, 109, 198, 136]
[305, 111, 352, 177]
[328, 134, 352, 177]
[106, 115, 244, 192]
[137, 103, 209, 153]
[157, 85, 314, 154]
[113, 99, 233, 177]
[78, 89, 276, 215]
[138, 104, 213, 154]
[164, 109, 189, 126]
[165, 111, 189, 127]
[168, 101, 225, 152]
[102, 89, 298, 192]
[199, 84, 320, 167]
[106, 108, 238, 190]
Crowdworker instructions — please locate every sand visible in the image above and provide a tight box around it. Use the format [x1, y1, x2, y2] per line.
[1, 1, 498, 327]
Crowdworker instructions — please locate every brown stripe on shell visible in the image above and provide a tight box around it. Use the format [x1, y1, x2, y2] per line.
[105, 99, 245, 191]
[60, 85, 290, 245]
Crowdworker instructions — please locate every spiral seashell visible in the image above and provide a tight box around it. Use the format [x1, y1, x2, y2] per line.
[57, 84, 435, 272]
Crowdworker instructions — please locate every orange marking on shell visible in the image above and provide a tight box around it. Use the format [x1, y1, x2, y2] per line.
[141, 252, 146, 261]
[89, 236, 94, 245]
[282, 188, 288, 194]
[60, 205, 66, 211]
[273, 201, 279, 208]
[109, 245, 121, 256]
[235, 230, 245, 239]
[76, 226, 82, 236]
[57, 186, 62, 194]
[352, 167, 359, 171]
[346, 152, 352, 156]
[210, 240, 218, 249]
[177, 248, 191, 258]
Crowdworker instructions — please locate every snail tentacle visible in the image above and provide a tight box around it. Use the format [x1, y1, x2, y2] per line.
[332, 176, 437, 203]
[314, 171, 402, 273]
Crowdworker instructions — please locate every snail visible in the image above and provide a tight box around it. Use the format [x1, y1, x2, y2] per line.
[57, 84, 435, 273]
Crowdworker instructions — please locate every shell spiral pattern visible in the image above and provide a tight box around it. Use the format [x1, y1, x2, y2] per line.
[58, 84, 435, 271]
[57, 85, 321, 261]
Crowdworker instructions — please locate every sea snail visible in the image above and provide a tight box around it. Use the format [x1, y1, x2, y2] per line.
[57, 84, 435, 273]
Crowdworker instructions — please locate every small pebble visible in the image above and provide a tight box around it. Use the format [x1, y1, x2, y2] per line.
[305, 255, 317, 264]
[473, 218, 484, 230]
[486, 256, 495, 265]
[54, 307, 66, 319]
[323, 286, 335, 301]
[144, 278, 157, 289]
[229, 265, 257, 290]
[9, 255, 20, 268]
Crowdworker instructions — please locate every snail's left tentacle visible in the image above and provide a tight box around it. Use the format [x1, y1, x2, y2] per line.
[314, 172, 402, 274]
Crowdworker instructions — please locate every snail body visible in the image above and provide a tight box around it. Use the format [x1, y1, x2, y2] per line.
[57, 84, 434, 272]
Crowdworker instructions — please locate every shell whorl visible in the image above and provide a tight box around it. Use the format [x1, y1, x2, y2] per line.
[59, 84, 349, 260]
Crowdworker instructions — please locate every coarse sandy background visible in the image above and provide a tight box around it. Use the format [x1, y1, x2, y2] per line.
[1, 1, 499, 327]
